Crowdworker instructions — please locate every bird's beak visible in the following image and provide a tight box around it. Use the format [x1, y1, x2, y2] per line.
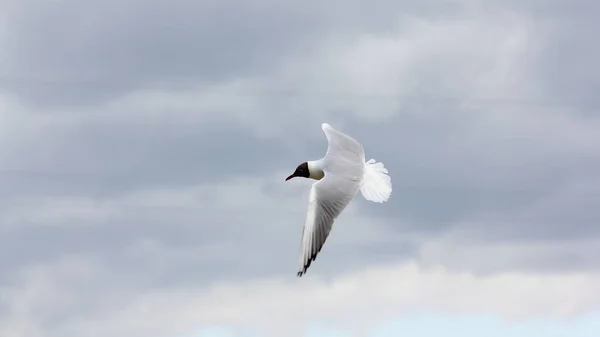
[285, 173, 296, 181]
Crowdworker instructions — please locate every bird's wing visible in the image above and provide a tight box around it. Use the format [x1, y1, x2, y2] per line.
[297, 174, 360, 276]
[296, 123, 365, 276]
[321, 123, 365, 177]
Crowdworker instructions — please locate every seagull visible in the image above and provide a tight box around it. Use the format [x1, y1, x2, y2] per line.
[285, 123, 392, 277]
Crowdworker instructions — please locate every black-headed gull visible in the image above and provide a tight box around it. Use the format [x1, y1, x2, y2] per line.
[285, 123, 392, 277]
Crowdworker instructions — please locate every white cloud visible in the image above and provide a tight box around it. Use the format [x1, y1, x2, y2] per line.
[2, 257, 599, 337]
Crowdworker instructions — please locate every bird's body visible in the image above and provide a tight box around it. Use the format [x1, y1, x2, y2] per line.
[285, 123, 392, 277]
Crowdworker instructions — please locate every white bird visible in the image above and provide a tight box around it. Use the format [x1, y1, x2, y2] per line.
[285, 123, 392, 277]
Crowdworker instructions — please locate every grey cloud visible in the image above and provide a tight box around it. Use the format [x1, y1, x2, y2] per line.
[0, 173, 301, 282]
[524, 1, 600, 115]
[0, 168, 407, 287]
[0, 119, 289, 200]
[4, 0, 318, 105]
[343, 112, 568, 220]
[2, 0, 434, 108]
[474, 174, 600, 242]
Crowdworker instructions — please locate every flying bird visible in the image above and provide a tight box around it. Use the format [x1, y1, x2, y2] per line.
[285, 123, 392, 277]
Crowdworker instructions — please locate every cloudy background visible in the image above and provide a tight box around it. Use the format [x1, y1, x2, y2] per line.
[1, 0, 600, 336]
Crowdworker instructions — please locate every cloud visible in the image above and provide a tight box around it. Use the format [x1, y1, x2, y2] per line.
[2, 0, 321, 106]
[2, 257, 599, 337]
[1, 0, 440, 108]
[0, 171, 404, 280]
[1, 0, 600, 336]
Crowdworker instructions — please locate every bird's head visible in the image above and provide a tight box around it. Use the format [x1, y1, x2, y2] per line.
[285, 162, 310, 181]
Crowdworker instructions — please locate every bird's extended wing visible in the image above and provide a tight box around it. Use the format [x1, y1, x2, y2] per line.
[297, 174, 359, 276]
[321, 123, 365, 178]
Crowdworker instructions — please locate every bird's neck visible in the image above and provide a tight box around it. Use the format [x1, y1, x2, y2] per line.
[307, 160, 325, 180]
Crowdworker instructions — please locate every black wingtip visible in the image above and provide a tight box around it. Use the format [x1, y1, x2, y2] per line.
[297, 267, 308, 277]
[297, 248, 324, 278]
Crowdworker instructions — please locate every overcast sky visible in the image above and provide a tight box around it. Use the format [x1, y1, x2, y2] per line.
[1, 1, 600, 336]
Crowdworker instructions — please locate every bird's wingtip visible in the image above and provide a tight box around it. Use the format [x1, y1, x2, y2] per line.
[321, 122, 332, 130]
[297, 266, 308, 277]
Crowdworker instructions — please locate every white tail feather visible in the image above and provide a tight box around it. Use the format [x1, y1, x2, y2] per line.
[360, 159, 392, 203]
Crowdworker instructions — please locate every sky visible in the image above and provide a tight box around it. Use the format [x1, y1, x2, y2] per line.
[1, 0, 599, 336]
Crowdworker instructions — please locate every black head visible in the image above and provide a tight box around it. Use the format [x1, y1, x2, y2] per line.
[285, 162, 310, 181]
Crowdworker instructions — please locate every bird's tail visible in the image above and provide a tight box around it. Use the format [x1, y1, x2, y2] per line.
[360, 159, 392, 203]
